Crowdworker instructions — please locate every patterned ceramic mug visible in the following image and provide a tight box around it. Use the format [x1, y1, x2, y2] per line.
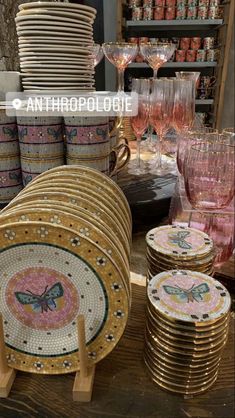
[0, 110, 20, 157]
[21, 156, 65, 186]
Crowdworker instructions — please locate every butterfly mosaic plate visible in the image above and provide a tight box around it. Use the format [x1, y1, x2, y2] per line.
[146, 226, 214, 260]
[30, 165, 132, 221]
[147, 270, 231, 325]
[0, 222, 129, 374]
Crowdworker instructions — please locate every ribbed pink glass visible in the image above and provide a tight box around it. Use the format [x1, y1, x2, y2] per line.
[184, 142, 235, 210]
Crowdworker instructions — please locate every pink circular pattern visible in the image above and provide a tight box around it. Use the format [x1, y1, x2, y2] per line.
[6, 267, 79, 331]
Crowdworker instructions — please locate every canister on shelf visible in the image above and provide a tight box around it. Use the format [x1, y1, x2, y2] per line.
[155, 0, 165, 5]
[165, 6, 176, 19]
[154, 6, 165, 19]
[208, 6, 219, 18]
[186, 49, 197, 61]
[165, 0, 176, 6]
[210, 0, 220, 5]
[175, 49, 186, 61]
[172, 37, 180, 48]
[176, 5, 187, 19]
[140, 37, 150, 43]
[143, 0, 153, 6]
[196, 49, 206, 61]
[132, 7, 143, 20]
[197, 6, 208, 18]
[203, 37, 215, 49]
[198, 0, 209, 5]
[180, 37, 191, 50]
[177, 0, 186, 4]
[187, 5, 197, 19]
[187, 0, 198, 5]
[129, 0, 142, 7]
[207, 49, 219, 61]
[191, 37, 201, 49]
[128, 37, 139, 44]
[143, 7, 153, 19]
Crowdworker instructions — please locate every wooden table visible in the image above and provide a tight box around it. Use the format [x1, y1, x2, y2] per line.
[0, 230, 234, 418]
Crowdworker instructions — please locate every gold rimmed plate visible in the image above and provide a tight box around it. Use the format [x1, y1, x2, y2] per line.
[0, 221, 129, 374]
[2, 191, 130, 258]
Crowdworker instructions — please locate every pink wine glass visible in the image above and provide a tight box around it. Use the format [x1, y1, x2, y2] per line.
[149, 79, 174, 174]
[128, 78, 150, 175]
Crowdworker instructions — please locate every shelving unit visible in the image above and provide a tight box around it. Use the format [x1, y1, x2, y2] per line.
[118, 1, 234, 129]
[128, 62, 217, 68]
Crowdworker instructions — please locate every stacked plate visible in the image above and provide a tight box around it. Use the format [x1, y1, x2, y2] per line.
[15, 2, 97, 91]
[0, 165, 132, 374]
[146, 225, 215, 281]
[144, 270, 231, 395]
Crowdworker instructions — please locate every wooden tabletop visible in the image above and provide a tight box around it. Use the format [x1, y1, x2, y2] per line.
[0, 229, 234, 418]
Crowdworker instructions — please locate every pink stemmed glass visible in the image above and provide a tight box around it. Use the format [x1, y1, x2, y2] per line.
[90, 43, 104, 67]
[128, 78, 150, 175]
[183, 142, 235, 210]
[102, 42, 138, 92]
[149, 79, 174, 174]
[140, 42, 176, 78]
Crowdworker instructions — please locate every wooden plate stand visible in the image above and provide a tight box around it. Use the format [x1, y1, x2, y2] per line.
[0, 313, 95, 402]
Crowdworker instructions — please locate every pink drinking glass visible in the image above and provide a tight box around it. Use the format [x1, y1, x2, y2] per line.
[177, 129, 219, 174]
[128, 78, 150, 175]
[149, 79, 174, 174]
[184, 142, 235, 210]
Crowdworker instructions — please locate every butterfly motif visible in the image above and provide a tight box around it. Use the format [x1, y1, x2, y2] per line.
[65, 128, 77, 143]
[96, 128, 108, 141]
[18, 127, 28, 142]
[15, 282, 64, 313]
[9, 172, 22, 183]
[169, 231, 192, 250]
[3, 126, 18, 139]
[47, 127, 63, 141]
[23, 175, 33, 186]
[163, 283, 210, 303]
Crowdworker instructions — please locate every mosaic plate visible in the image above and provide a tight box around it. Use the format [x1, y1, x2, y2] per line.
[0, 222, 129, 374]
[0, 209, 130, 299]
[144, 345, 221, 375]
[22, 181, 131, 238]
[3, 191, 130, 257]
[31, 165, 132, 221]
[147, 270, 231, 325]
[146, 226, 214, 260]
[4, 201, 129, 272]
[24, 174, 132, 228]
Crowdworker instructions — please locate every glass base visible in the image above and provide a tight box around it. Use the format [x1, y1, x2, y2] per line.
[128, 159, 147, 175]
[149, 154, 177, 175]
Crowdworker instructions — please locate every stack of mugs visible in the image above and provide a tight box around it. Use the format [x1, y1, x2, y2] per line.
[17, 116, 64, 186]
[0, 109, 23, 205]
[64, 116, 130, 177]
[146, 225, 215, 281]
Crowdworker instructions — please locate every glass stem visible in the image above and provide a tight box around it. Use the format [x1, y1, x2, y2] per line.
[153, 69, 158, 79]
[158, 136, 162, 168]
[137, 136, 141, 168]
[118, 69, 125, 92]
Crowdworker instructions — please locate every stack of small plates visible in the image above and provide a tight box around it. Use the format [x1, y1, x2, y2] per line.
[146, 225, 215, 281]
[144, 270, 231, 395]
[15, 2, 97, 91]
[0, 165, 132, 374]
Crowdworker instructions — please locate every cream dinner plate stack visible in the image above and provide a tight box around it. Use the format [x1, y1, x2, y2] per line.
[15, 2, 97, 91]
[0, 165, 132, 375]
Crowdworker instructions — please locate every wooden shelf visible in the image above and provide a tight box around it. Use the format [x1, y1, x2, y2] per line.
[196, 99, 214, 105]
[128, 62, 217, 68]
[126, 19, 223, 31]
